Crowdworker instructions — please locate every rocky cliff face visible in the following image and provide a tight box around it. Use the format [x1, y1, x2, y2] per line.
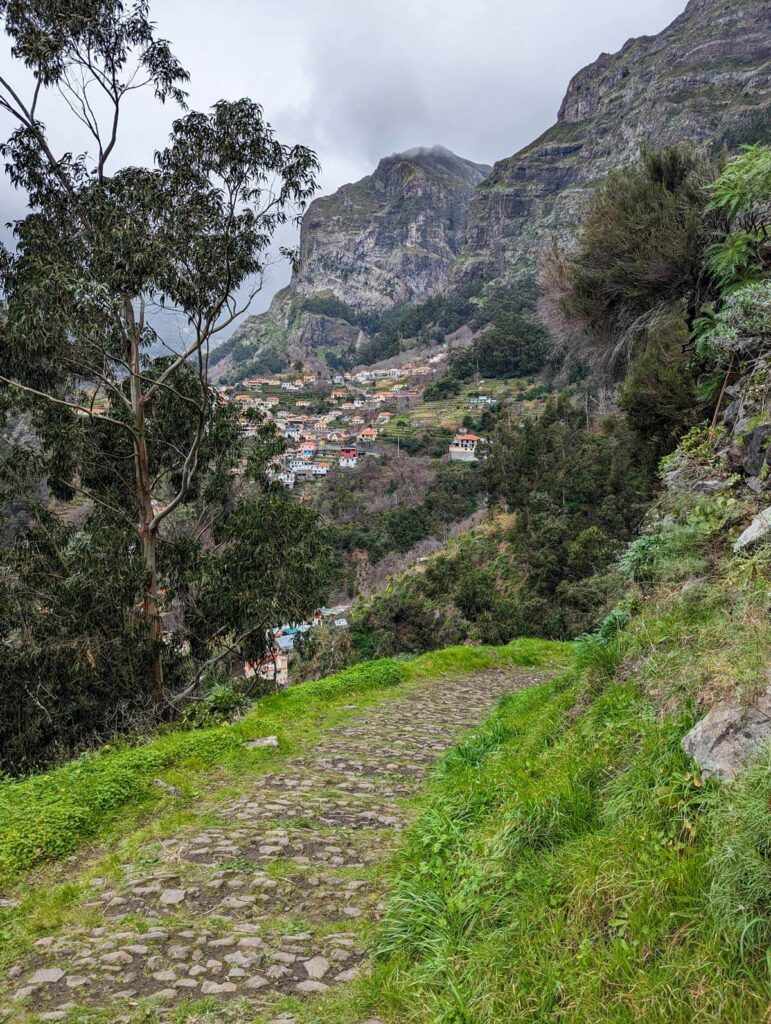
[295, 146, 490, 312]
[214, 0, 770, 382]
[458, 0, 771, 287]
[211, 146, 490, 380]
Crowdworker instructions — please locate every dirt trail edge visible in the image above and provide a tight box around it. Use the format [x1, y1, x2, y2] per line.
[4, 666, 549, 1023]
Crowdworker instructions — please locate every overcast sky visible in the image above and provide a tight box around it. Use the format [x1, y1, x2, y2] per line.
[1, 0, 688, 326]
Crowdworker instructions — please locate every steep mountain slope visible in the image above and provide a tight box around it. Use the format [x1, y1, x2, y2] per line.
[216, 0, 770, 383]
[458, 0, 771, 288]
[210, 146, 490, 381]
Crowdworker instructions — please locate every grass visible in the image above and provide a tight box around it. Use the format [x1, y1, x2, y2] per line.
[379, 378, 544, 439]
[365, 526, 771, 1022]
[0, 640, 564, 892]
[0, 637, 567, 1022]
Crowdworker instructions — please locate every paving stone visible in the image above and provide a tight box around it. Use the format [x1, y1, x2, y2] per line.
[245, 974, 270, 989]
[102, 950, 132, 964]
[296, 979, 329, 994]
[201, 980, 237, 994]
[304, 955, 330, 980]
[266, 964, 290, 980]
[30, 967, 65, 984]
[159, 888, 186, 905]
[336, 966, 361, 982]
[1, 668, 545, 1020]
[272, 950, 296, 964]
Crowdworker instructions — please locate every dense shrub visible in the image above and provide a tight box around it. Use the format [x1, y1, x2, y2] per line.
[356, 283, 483, 365]
[423, 374, 462, 401]
[540, 145, 720, 374]
[301, 293, 363, 325]
[450, 313, 549, 380]
[328, 463, 482, 562]
[356, 395, 650, 657]
[619, 315, 702, 470]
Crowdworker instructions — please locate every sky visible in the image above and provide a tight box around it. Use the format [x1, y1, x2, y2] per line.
[1, 0, 688, 330]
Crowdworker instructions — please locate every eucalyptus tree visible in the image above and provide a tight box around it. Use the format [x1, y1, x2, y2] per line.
[0, 2, 321, 703]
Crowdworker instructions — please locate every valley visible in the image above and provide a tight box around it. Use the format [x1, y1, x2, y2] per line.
[0, 0, 769, 1022]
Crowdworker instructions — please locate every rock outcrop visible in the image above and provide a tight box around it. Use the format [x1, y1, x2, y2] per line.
[210, 147, 490, 381]
[682, 683, 771, 781]
[293, 146, 490, 314]
[456, 0, 771, 287]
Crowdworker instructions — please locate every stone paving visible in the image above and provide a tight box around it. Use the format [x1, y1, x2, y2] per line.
[2, 666, 547, 1023]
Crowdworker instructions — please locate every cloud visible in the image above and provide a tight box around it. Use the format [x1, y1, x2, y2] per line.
[1, 0, 688, 325]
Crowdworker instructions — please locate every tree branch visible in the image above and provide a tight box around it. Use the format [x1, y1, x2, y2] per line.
[0, 375, 136, 436]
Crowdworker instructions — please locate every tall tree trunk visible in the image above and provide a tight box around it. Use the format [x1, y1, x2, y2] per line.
[126, 301, 165, 700]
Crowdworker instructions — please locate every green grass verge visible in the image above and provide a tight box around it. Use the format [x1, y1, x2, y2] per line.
[364, 516, 771, 1023]
[0, 640, 566, 891]
[368, 669, 770, 1022]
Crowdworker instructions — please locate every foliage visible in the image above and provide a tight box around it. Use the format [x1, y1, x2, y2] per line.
[442, 280, 551, 382]
[619, 314, 702, 470]
[327, 462, 482, 563]
[301, 293, 364, 325]
[659, 420, 726, 470]
[694, 279, 771, 364]
[423, 375, 462, 401]
[450, 314, 549, 381]
[355, 395, 650, 658]
[0, 409, 332, 772]
[705, 145, 771, 288]
[540, 145, 721, 374]
[291, 623, 357, 681]
[356, 283, 483, 365]
[0, 2, 330, 770]
[179, 681, 256, 728]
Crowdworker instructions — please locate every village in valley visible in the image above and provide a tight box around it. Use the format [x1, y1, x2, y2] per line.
[80, 347, 545, 688]
[215, 351, 521, 684]
[219, 350, 489, 490]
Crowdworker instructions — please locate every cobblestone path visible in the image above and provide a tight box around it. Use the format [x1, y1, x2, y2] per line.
[3, 666, 548, 1023]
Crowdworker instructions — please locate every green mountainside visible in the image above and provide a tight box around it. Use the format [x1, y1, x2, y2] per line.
[1, 2, 770, 1022]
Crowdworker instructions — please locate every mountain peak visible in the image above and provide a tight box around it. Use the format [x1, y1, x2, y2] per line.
[375, 145, 492, 186]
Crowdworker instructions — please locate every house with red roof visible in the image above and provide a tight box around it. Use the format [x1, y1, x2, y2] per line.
[449, 432, 483, 462]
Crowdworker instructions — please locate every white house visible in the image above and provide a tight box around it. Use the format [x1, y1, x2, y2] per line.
[244, 650, 289, 688]
[449, 433, 483, 462]
[339, 447, 358, 468]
